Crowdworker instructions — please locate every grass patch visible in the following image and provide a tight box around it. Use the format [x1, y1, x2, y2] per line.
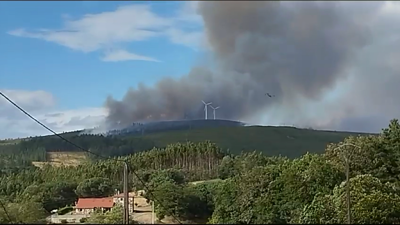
[58, 206, 73, 215]
[32, 152, 88, 168]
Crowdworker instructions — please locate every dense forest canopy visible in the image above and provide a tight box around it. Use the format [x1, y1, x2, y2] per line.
[0, 134, 156, 168]
[0, 123, 368, 169]
[0, 120, 397, 223]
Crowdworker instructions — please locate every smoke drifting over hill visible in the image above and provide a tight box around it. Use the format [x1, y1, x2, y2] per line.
[104, 1, 400, 133]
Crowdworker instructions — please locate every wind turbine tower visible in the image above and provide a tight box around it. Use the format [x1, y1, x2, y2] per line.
[201, 100, 212, 120]
[210, 105, 220, 120]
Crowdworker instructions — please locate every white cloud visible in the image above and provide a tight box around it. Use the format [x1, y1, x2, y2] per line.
[0, 89, 107, 139]
[165, 28, 206, 51]
[101, 49, 160, 62]
[0, 89, 56, 117]
[175, 1, 202, 24]
[39, 107, 107, 132]
[8, 5, 170, 52]
[7, 3, 205, 61]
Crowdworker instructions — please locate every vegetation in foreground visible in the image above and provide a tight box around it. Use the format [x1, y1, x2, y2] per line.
[0, 125, 369, 169]
[0, 119, 398, 223]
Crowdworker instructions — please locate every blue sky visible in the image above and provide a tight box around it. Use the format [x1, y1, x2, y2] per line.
[0, 1, 205, 138]
[0, 1, 203, 109]
[2, 1, 400, 138]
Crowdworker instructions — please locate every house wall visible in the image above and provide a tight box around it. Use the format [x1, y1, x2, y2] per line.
[75, 208, 94, 214]
[75, 207, 112, 215]
[134, 196, 149, 207]
[113, 197, 134, 213]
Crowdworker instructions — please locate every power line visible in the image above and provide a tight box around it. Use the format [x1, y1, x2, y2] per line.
[0, 198, 13, 224]
[0, 91, 108, 161]
[0, 91, 183, 224]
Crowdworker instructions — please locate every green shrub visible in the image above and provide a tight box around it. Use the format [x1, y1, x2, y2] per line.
[58, 206, 73, 215]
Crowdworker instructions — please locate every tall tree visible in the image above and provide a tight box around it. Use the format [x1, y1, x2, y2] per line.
[76, 177, 115, 198]
[300, 174, 400, 224]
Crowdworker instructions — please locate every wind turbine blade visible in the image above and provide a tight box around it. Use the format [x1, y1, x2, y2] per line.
[201, 100, 206, 105]
[215, 107, 220, 109]
[207, 102, 212, 105]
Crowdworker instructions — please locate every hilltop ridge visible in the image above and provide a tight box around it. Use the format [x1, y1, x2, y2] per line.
[0, 120, 373, 166]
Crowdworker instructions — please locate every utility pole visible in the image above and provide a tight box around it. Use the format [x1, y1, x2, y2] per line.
[132, 191, 135, 222]
[334, 143, 360, 225]
[345, 156, 351, 225]
[123, 162, 129, 224]
[152, 200, 155, 224]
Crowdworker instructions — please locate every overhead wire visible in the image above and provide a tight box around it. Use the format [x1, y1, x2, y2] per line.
[0, 91, 183, 224]
[0, 197, 13, 224]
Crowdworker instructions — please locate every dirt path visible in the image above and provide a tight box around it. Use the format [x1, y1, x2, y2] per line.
[133, 201, 180, 224]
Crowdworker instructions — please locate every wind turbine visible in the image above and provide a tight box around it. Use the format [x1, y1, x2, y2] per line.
[210, 105, 220, 120]
[201, 100, 212, 120]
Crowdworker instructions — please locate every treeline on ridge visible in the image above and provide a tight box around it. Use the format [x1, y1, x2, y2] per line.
[0, 134, 157, 168]
[107, 119, 243, 136]
[1, 120, 400, 223]
[0, 120, 240, 169]
[0, 141, 226, 200]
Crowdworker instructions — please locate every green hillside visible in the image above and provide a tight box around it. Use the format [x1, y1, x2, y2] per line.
[0, 125, 371, 169]
[138, 125, 370, 158]
[0, 139, 23, 145]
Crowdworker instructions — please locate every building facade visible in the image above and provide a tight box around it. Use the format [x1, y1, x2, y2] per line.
[112, 191, 135, 213]
[74, 198, 114, 214]
[74, 191, 141, 215]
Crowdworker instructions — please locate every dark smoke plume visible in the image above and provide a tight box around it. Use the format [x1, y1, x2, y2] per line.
[104, 1, 400, 133]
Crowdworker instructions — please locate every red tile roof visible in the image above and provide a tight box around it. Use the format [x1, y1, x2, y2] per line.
[75, 198, 114, 209]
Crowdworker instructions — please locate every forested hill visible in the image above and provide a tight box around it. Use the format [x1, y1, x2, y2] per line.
[0, 124, 371, 169]
[0, 120, 397, 224]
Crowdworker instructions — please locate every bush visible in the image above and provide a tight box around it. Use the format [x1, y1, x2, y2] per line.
[58, 206, 73, 215]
